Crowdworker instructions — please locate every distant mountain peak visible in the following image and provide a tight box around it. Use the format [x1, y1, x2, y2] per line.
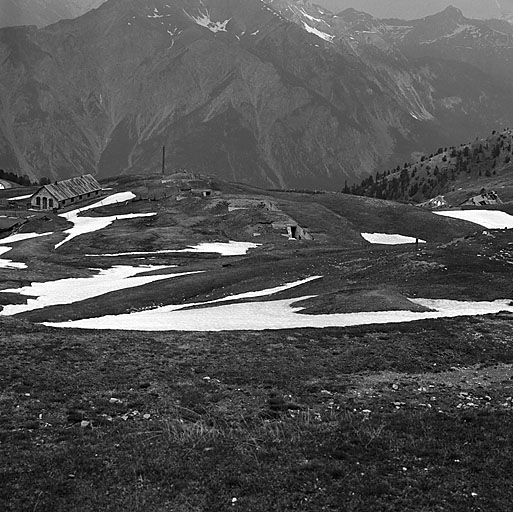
[421, 5, 467, 23]
[313, 1, 511, 21]
[0, 0, 106, 28]
[339, 7, 376, 20]
[440, 5, 465, 18]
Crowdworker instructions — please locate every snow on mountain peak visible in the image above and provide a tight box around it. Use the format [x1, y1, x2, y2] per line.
[302, 21, 334, 41]
[183, 7, 232, 33]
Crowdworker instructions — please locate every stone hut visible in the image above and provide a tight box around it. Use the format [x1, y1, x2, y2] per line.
[460, 190, 502, 206]
[417, 195, 449, 210]
[191, 188, 213, 198]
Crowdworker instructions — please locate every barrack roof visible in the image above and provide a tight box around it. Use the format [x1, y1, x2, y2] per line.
[34, 175, 101, 202]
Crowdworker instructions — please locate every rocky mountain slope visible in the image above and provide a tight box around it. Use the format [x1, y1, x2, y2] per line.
[2, 0, 513, 189]
[385, 7, 513, 83]
[0, 0, 105, 28]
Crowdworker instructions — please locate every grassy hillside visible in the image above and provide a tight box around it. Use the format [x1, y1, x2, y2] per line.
[1, 173, 511, 324]
[1, 173, 513, 510]
[0, 173, 488, 324]
[348, 128, 513, 205]
[2, 313, 513, 511]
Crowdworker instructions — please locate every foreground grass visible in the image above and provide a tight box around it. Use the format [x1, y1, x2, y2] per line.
[2, 315, 513, 511]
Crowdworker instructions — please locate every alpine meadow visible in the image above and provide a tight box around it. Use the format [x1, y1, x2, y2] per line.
[2, 1, 513, 511]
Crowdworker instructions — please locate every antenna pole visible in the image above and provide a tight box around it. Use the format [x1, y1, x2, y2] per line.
[162, 146, 166, 175]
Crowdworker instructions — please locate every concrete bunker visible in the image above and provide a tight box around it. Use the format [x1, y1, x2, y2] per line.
[287, 225, 313, 240]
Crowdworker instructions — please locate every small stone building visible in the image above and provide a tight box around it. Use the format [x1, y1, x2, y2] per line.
[287, 225, 313, 240]
[270, 212, 314, 240]
[460, 190, 502, 206]
[191, 188, 213, 198]
[30, 175, 102, 211]
[417, 195, 449, 210]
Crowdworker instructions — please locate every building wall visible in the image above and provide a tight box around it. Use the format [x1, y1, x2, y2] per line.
[287, 225, 314, 240]
[31, 189, 59, 210]
[31, 188, 101, 210]
[462, 193, 501, 206]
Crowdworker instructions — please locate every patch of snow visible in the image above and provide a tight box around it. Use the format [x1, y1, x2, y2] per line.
[362, 233, 426, 245]
[202, 276, 322, 304]
[86, 241, 261, 257]
[0, 232, 53, 270]
[43, 294, 513, 332]
[43, 277, 321, 329]
[297, 6, 327, 25]
[433, 210, 513, 229]
[0, 265, 201, 316]
[0, 232, 52, 245]
[61, 192, 136, 219]
[0, 247, 27, 269]
[171, 241, 260, 255]
[56, 192, 155, 249]
[7, 194, 32, 201]
[302, 22, 334, 42]
[55, 213, 156, 249]
[184, 8, 231, 33]
[147, 8, 163, 18]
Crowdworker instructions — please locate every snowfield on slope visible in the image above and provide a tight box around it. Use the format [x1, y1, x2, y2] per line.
[41, 278, 513, 331]
[87, 241, 261, 257]
[7, 194, 32, 201]
[434, 210, 513, 229]
[0, 247, 26, 270]
[302, 22, 334, 41]
[55, 192, 156, 248]
[362, 233, 426, 245]
[0, 266, 202, 316]
[0, 232, 53, 245]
